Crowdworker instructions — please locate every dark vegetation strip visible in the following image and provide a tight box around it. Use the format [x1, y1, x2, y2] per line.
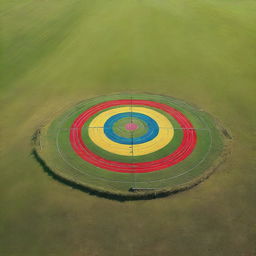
[32, 140, 231, 201]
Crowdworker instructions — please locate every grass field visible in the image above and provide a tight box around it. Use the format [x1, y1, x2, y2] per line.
[1, 0, 256, 255]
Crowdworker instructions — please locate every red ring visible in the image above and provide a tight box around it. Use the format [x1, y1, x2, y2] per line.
[69, 100, 197, 173]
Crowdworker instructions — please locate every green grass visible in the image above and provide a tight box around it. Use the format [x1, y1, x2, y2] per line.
[0, 0, 255, 255]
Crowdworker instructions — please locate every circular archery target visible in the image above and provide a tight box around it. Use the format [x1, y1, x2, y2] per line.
[38, 94, 227, 197]
[86, 106, 174, 157]
[70, 100, 196, 173]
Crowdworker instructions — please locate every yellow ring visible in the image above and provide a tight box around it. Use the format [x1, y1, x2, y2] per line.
[88, 107, 174, 156]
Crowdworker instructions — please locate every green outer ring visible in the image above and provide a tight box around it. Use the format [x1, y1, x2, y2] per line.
[35, 93, 228, 197]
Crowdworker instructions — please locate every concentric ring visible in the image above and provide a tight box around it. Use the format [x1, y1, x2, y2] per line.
[87, 106, 174, 156]
[104, 112, 159, 145]
[36, 93, 227, 197]
[70, 100, 197, 172]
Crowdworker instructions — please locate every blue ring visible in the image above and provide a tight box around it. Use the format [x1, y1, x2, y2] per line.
[104, 112, 159, 145]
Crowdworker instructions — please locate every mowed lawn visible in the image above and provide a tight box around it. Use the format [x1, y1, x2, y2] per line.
[0, 0, 255, 255]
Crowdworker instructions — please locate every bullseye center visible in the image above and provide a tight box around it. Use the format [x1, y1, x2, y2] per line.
[125, 123, 138, 131]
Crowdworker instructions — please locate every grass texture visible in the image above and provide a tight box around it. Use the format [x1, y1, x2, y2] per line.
[0, 0, 255, 255]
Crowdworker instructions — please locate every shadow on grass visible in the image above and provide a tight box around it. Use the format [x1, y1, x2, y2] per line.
[32, 149, 181, 201]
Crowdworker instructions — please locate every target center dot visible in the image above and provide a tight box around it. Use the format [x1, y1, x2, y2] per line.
[125, 123, 138, 131]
